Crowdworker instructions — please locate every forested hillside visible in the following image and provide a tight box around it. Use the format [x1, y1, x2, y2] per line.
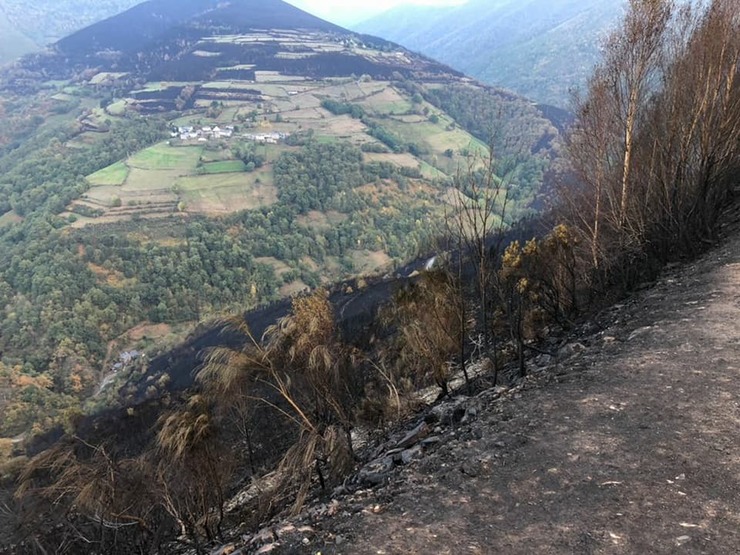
[0, 0, 559, 443]
[355, 0, 623, 107]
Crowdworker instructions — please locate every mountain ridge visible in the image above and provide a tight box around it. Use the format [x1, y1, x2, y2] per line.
[0, 0, 144, 66]
[355, 0, 623, 106]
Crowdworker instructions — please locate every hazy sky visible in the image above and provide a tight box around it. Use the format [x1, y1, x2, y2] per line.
[286, 0, 465, 26]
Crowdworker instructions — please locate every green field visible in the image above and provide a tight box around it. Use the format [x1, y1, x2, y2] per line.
[201, 160, 246, 173]
[314, 135, 340, 144]
[128, 143, 203, 171]
[176, 168, 277, 214]
[381, 118, 487, 157]
[87, 161, 129, 186]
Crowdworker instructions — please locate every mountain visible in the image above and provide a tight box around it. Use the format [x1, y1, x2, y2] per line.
[354, 0, 624, 107]
[0, 0, 143, 66]
[0, 6, 37, 64]
[22, 0, 461, 84]
[0, 0, 561, 443]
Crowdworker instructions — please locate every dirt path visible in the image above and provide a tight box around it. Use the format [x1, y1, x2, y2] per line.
[260, 215, 740, 555]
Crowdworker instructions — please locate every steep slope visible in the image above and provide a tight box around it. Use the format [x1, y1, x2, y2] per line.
[0, 5, 38, 64]
[55, 0, 341, 59]
[25, 0, 454, 82]
[0, 0, 143, 66]
[212, 201, 740, 554]
[355, 0, 623, 106]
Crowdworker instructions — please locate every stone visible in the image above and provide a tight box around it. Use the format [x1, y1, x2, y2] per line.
[461, 406, 478, 425]
[430, 396, 470, 426]
[628, 326, 652, 341]
[396, 421, 429, 449]
[460, 459, 481, 477]
[536, 354, 553, 366]
[357, 469, 390, 486]
[400, 444, 422, 465]
[210, 545, 236, 555]
[421, 436, 442, 447]
[559, 342, 586, 358]
[256, 543, 279, 554]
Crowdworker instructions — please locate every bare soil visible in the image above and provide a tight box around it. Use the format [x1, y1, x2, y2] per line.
[239, 205, 740, 555]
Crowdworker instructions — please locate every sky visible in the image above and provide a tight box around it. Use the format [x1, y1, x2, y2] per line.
[285, 0, 466, 26]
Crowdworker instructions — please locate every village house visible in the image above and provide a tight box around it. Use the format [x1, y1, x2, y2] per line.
[174, 124, 236, 141]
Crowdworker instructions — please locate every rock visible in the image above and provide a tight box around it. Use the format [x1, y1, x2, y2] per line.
[276, 524, 295, 536]
[430, 397, 470, 426]
[394, 444, 422, 465]
[461, 406, 478, 425]
[357, 469, 390, 486]
[358, 472, 389, 486]
[676, 535, 691, 545]
[460, 459, 481, 477]
[421, 436, 442, 447]
[256, 543, 279, 554]
[210, 545, 236, 555]
[628, 326, 652, 341]
[559, 342, 586, 358]
[396, 421, 429, 449]
[336, 534, 345, 546]
[536, 354, 553, 366]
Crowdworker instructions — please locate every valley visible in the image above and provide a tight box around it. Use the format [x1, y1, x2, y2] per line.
[0, 0, 558, 440]
[2, 1, 734, 553]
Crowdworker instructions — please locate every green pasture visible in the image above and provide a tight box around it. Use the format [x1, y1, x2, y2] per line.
[87, 161, 129, 186]
[176, 169, 276, 214]
[128, 143, 203, 171]
[201, 160, 247, 174]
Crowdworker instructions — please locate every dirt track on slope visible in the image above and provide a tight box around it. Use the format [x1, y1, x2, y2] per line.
[263, 207, 740, 555]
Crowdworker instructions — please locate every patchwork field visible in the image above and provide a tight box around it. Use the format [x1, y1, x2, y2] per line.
[75, 140, 279, 221]
[71, 61, 496, 231]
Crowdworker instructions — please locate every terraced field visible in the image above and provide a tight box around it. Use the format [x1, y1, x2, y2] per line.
[60, 26, 554, 236]
[71, 67, 497, 227]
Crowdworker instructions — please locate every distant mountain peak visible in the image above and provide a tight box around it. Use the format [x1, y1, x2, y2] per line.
[56, 0, 343, 59]
[13, 0, 458, 88]
[355, 0, 623, 107]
